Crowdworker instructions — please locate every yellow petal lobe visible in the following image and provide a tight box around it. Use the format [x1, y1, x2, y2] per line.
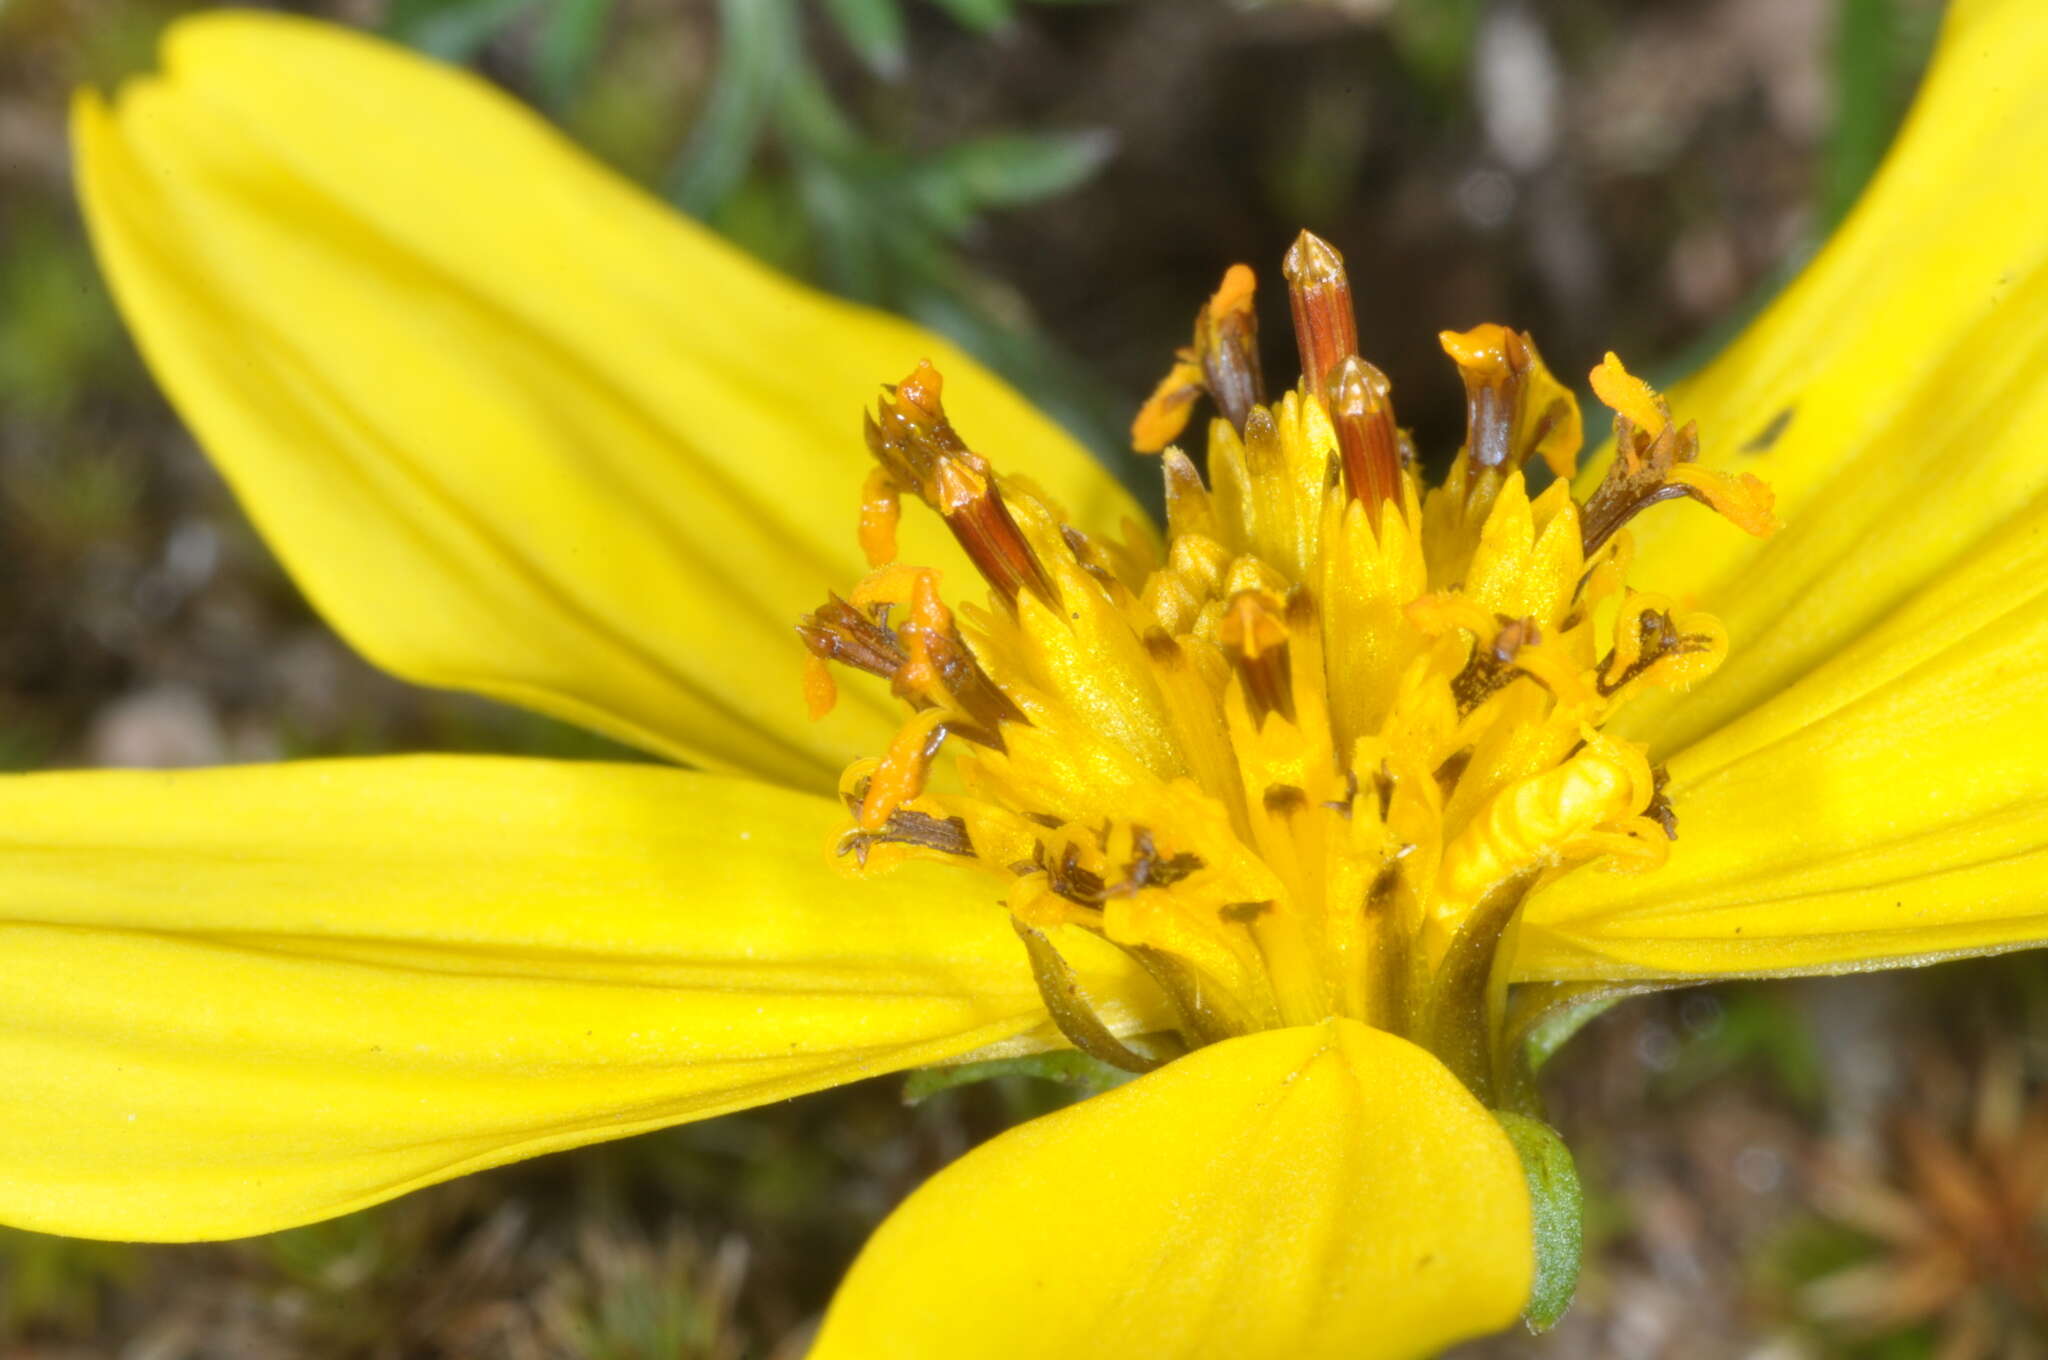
[74, 13, 1141, 791]
[810, 1020, 1532, 1360]
[1523, 0, 2048, 981]
[1594, 0, 2048, 759]
[1518, 500, 2048, 981]
[0, 757, 1167, 1240]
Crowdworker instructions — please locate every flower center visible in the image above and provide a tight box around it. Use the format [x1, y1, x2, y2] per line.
[800, 231, 1774, 1096]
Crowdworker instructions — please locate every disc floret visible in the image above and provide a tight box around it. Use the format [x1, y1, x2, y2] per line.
[800, 231, 1774, 1097]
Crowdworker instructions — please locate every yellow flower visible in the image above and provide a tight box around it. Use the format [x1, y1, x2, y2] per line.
[21, 0, 2046, 1354]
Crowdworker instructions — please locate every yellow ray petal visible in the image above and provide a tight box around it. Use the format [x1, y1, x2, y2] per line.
[1517, 494, 2048, 980]
[73, 13, 1142, 791]
[810, 1020, 1531, 1360]
[1585, 0, 2048, 759]
[0, 756, 1164, 1241]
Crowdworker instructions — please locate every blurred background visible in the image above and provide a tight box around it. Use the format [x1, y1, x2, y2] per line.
[5, 0, 2044, 1356]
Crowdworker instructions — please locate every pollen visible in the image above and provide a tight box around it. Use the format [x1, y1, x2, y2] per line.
[800, 231, 1774, 1095]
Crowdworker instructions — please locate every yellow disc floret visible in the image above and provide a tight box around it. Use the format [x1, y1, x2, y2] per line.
[799, 231, 1774, 1097]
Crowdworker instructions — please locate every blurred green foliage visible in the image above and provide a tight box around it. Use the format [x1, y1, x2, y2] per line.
[902, 1049, 1135, 1108]
[1386, 0, 1485, 96]
[0, 1227, 138, 1335]
[538, 1225, 745, 1360]
[1652, 986, 1827, 1112]
[1824, 0, 1943, 230]
[0, 211, 129, 421]
[676, 0, 1123, 453]
[381, 0, 1127, 456]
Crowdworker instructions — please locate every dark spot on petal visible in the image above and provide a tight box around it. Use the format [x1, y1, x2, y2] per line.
[1263, 784, 1308, 815]
[1740, 405, 1795, 454]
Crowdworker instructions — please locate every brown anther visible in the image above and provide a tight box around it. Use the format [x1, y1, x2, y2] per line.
[1441, 325, 1525, 471]
[1194, 264, 1265, 434]
[1218, 589, 1295, 723]
[904, 634, 1022, 746]
[1131, 265, 1267, 450]
[1045, 842, 1110, 907]
[1596, 607, 1716, 698]
[1327, 355, 1403, 519]
[797, 595, 911, 685]
[1576, 417, 1773, 565]
[1439, 324, 1578, 481]
[1645, 766, 1678, 841]
[1282, 230, 1358, 398]
[932, 446, 1058, 609]
[895, 576, 1023, 743]
[867, 362, 1057, 608]
[1578, 417, 1768, 559]
[839, 809, 975, 867]
[1581, 488, 1685, 559]
[800, 589, 1021, 747]
[1451, 613, 1540, 714]
[1114, 827, 1204, 894]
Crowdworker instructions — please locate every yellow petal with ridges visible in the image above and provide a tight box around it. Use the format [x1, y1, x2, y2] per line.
[74, 13, 1142, 792]
[810, 1019, 1532, 1360]
[1518, 490, 2048, 980]
[1589, 0, 2048, 760]
[0, 757, 1164, 1241]
[1517, 0, 2048, 983]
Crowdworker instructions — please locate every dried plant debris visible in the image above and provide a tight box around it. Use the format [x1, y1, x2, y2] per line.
[1796, 1045, 2048, 1360]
